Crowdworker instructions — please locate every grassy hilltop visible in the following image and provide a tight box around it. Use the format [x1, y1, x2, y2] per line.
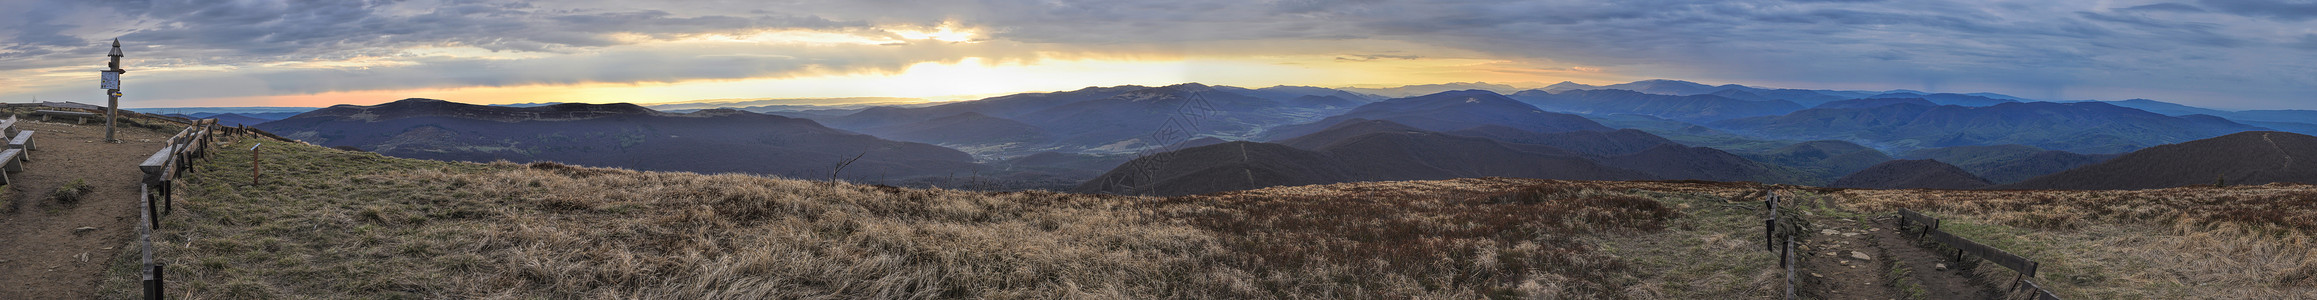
[100, 133, 2317, 299]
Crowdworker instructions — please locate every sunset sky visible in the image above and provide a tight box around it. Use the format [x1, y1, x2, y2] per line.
[5, 0, 2317, 109]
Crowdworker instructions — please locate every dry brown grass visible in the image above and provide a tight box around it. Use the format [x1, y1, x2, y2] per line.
[103, 136, 1801, 299]
[1833, 185, 2317, 299]
[1151, 180, 1687, 298]
[116, 134, 2317, 299]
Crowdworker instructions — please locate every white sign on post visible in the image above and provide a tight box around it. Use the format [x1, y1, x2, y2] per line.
[101, 71, 120, 90]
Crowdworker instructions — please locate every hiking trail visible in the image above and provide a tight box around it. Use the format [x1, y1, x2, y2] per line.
[0, 120, 175, 299]
[1786, 191, 2004, 299]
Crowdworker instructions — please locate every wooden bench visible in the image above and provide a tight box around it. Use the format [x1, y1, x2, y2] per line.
[0, 115, 16, 138]
[0, 148, 21, 185]
[30, 110, 97, 124]
[9, 130, 31, 162]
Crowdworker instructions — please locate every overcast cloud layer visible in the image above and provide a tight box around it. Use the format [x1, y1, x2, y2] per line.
[4, 0, 2316, 109]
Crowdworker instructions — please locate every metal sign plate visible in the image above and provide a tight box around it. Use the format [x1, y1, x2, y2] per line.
[102, 71, 120, 90]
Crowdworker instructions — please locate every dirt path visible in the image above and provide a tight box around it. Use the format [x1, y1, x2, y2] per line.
[1797, 215, 1902, 299]
[2266, 132, 2293, 168]
[1796, 201, 2003, 299]
[0, 120, 176, 299]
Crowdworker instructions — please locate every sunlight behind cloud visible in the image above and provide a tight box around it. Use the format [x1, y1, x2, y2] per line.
[886, 22, 981, 43]
[174, 54, 1578, 107]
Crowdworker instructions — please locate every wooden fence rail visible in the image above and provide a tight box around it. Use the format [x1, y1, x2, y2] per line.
[1763, 191, 1796, 300]
[134, 119, 220, 300]
[1897, 209, 1939, 238]
[1896, 208, 2059, 300]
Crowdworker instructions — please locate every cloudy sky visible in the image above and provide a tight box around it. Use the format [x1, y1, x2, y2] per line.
[3, 0, 2316, 109]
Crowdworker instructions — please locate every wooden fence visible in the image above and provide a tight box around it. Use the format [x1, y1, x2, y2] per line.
[1896, 208, 2061, 299]
[1764, 191, 1797, 300]
[134, 119, 219, 300]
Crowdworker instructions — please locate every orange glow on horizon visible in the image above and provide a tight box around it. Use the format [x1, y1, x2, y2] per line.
[140, 56, 1605, 108]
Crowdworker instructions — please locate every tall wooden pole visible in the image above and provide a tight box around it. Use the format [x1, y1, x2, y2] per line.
[105, 38, 125, 143]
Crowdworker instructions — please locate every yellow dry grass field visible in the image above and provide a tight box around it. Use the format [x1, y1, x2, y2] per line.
[97, 134, 2317, 299]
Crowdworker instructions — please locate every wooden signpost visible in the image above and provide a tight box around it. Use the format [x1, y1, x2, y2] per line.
[103, 39, 125, 143]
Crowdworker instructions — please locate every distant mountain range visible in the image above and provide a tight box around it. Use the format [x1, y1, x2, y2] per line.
[1830, 159, 1993, 190]
[1334, 82, 1533, 98]
[227, 79, 2317, 194]
[2098, 99, 2317, 136]
[255, 99, 977, 182]
[1899, 145, 2118, 184]
[1508, 89, 1803, 123]
[164, 113, 273, 127]
[1738, 140, 1894, 184]
[820, 83, 1361, 158]
[1864, 93, 2017, 107]
[1998, 131, 2317, 190]
[1537, 79, 1896, 107]
[1260, 90, 1610, 140]
[1077, 125, 1658, 196]
[1080, 117, 1802, 196]
[1712, 101, 2267, 154]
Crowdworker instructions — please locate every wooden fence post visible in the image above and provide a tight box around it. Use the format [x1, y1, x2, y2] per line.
[144, 263, 164, 300]
[1784, 237, 1796, 300]
[1765, 219, 1776, 252]
[250, 143, 262, 186]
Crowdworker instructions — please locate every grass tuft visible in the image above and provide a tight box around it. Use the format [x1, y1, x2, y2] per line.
[50, 178, 90, 205]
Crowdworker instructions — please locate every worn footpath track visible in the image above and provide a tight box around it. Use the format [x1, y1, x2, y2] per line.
[1793, 192, 2003, 299]
[0, 120, 175, 299]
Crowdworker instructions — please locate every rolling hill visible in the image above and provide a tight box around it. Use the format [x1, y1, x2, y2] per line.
[1899, 145, 2117, 184]
[856, 112, 1049, 146]
[1971, 150, 2120, 184]
[819, 85, 1146, 130]
[1828, 159, 1993, 189]
[1080, 123, 1671, 196]
[826, 83, 1360, 156]
[1738, 140, 1894, 184]
[1274, 118, 1427, 150]
[1334, 82, 1529, 97]
[1864, 92, 2016, 107]
[1600, 144, 1811, 184]
[1012, 83, 1334, 152]
[1083, 117, 1826, 195]
[1712, 101, 2269, 154]
[1508, 89, 1804, 123]
[1261, 90, 1611, 141]
[1998, 131, 2317, 190]
[255, 98, 976, 182]
[1072, 141, 1361, 196]
[1446, 126, 1674, 156]
[1813, 98, 1935, 110]
[1539, 79, 1899, 107]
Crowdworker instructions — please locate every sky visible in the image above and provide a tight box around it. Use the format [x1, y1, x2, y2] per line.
[3, 0, 2316, 110]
